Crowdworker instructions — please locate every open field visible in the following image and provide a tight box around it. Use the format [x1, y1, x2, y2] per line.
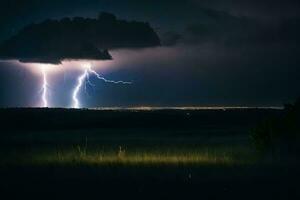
[0, 108, 298, 199]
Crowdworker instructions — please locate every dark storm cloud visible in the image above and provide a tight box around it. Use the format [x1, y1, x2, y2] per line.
[1, 1, 299, 43]
[182, 11, 300, 46]
[160, 31, 182, 46]
[191, 0, 300, 19]
[0, 12, 160, 64]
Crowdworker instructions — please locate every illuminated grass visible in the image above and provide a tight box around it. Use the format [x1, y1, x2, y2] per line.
[37, 153, 233, 165]
[0, 145, 255, 167]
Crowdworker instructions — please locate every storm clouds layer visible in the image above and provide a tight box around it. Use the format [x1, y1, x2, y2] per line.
[0, 0, 299, 107]
[0, 12, 160, 63]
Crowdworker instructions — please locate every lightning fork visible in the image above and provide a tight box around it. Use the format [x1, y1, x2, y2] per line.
[72, 64, 131, 108]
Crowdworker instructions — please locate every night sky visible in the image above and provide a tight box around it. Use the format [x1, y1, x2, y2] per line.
[0, 0, 300, 107]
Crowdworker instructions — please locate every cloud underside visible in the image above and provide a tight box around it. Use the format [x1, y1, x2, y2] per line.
[0, 12, 161, 64]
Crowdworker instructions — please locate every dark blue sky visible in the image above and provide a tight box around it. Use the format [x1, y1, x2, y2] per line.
[0, 0, 299, 107]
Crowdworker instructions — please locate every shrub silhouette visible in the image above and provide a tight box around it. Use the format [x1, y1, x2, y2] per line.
[251, 98, 300, 160]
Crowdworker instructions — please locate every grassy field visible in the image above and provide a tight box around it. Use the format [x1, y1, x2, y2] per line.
[0, 142, 253, 166]
[0, 126, 253, 167]
[0, 108, 298, 199]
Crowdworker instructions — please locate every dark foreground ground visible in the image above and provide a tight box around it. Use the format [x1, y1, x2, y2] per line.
[0, 108, 299, 199]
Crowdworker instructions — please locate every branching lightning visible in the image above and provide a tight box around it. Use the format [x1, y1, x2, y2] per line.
[88, 68, 132, 84]
[72, 64, 131, 108]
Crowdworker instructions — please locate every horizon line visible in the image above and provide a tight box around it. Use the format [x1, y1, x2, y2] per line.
[0, 106, 284, 110]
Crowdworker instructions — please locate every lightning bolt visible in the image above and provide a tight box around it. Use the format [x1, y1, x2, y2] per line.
[72, 64, 131, 108]
[72, 68, 89, 108]
[41, 67, 48, 107]
[88, 68, 132, 84]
